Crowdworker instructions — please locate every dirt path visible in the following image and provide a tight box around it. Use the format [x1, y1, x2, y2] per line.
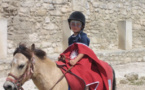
[113, 62, 145, 90]
[0, 62, 145, 90]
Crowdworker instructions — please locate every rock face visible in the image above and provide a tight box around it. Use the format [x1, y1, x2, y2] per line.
[0, 0, 145, 60]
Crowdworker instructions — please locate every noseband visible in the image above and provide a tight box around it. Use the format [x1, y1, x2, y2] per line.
[6, 58, 34, 90]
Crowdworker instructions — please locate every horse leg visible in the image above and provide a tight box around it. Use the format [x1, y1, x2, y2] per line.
[112, 68, 116, 90]
[86, 86, 89, 90]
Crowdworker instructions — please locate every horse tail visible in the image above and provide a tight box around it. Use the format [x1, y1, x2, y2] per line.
[112, 68, 116, 90]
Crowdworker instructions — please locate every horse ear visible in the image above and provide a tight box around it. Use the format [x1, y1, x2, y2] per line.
[31, 44, 35, 51]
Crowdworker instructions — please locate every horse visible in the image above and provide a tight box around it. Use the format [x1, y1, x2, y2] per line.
[3, 44, 116, 90]
[3, 44, 68, 90]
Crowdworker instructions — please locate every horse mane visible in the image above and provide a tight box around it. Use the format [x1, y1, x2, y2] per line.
[13, 44, 47, 60]
[33, 48, 47, 60]
[13, 44, 32, 61]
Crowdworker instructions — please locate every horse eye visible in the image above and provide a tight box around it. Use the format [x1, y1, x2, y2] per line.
[18, 64, 25, 69]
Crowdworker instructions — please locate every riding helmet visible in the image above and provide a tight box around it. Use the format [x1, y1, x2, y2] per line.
[68, 11, 86, 29]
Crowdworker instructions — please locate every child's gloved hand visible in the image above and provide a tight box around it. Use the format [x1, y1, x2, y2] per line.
[58, 56, 61, 60]
[69, 60, 77, 66]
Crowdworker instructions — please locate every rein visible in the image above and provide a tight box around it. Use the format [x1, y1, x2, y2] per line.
[50, 55, 73, 90]
[6, 58, 34, 90]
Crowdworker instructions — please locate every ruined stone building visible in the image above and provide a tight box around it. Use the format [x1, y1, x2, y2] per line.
[0, 0, 145, 64]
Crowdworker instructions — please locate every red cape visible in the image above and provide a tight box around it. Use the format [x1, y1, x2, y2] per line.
[56, 43, 113, 90]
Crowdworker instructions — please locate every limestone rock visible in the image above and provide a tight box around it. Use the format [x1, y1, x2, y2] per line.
[35, 9, 47, 16]
[43, 3, 54, 10]
[21, 0, 34, 7]
[43, 0, 51, 3]
[2, 3, 9, 8]
[49, 10, 62, 16]
[52, 0, 67, 4]
[140, 76, 145, 80]
[120, 79, 129, 84]
[142, 56, 145, 62]
[45, 17, 50, 23]
[41, 42, 51, 48]
[124, 73, 138, 81]
[44, 23, 59, 30]
[29, 33, 39, 42]
[19, 7, 29, 14]
[61, 5, 71, 13]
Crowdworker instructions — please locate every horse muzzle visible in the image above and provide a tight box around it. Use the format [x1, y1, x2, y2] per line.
[3, 81, 18, 90]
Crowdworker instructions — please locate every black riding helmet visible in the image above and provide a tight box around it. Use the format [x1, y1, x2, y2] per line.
[68, 11, 85, 30]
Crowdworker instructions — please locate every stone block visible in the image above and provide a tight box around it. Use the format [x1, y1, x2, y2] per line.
[72, 0, 87, 11]
[120, 79, 129, 84]
[91, 37, 98, 44]
[29, 33, 39, 42]
[93, 2, 99, 8]
[19, 7, 30, 14]
[118, 20, 132, 50]
[62, 20, 71, 50]
[2, 3, 9, 8]
[54, 47, 62, 53]
[43, 0, 51, 3]
[21, 0, 34, 7]
[47, 47, 54, 54]
[124, 72, 138, 81]
[43, 3, 54, 10]
[61, 5, 71, 13]
[142, 56, 145, 62]
[41, 42, 51, 48]
[0, 60, 11, 77]
[124, 57, 131, 63]
[45, 17, 50, 23]
[49, 10, 62, 16]
[133, 24, 141, 30]
[0, 18, 7, 59]
[35, 9, 47, 16]
[137, 58, 142, 62]
[52, 0, 67, 4]
[44, 23, 59, 30]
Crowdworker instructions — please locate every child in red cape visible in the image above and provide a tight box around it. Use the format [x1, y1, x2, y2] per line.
[56, 43, 114, 90]
[57, 11, 115, 90]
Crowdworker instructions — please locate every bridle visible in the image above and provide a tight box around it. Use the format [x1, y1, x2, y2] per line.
[6, 57, 34, 90]
[6, 54, 72, 90]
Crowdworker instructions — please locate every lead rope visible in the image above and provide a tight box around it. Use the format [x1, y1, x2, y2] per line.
[50, 66, 73, 90]
[50, 55, 73, 90]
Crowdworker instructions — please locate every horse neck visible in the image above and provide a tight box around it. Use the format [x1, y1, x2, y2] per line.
[31, 56, 63, 90]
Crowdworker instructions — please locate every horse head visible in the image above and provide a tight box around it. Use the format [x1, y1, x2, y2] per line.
[3, 44, 37, 90]
[3, 43, 69, 90]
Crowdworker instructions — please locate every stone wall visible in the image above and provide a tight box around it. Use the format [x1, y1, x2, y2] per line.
[96, 49, 145, 65]
[1, 48, 145, 77]
[0, 0, 145, 59]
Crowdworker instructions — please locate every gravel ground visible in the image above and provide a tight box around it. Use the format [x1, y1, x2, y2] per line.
[112, 62, 145, 90]
[1, 62, 145, 90]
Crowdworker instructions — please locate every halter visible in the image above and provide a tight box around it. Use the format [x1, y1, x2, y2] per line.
[6, 55, 72, 90]
[6, 57, 34, 90]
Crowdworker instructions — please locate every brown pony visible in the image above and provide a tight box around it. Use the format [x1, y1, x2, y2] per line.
[3, 44, 68, 90]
